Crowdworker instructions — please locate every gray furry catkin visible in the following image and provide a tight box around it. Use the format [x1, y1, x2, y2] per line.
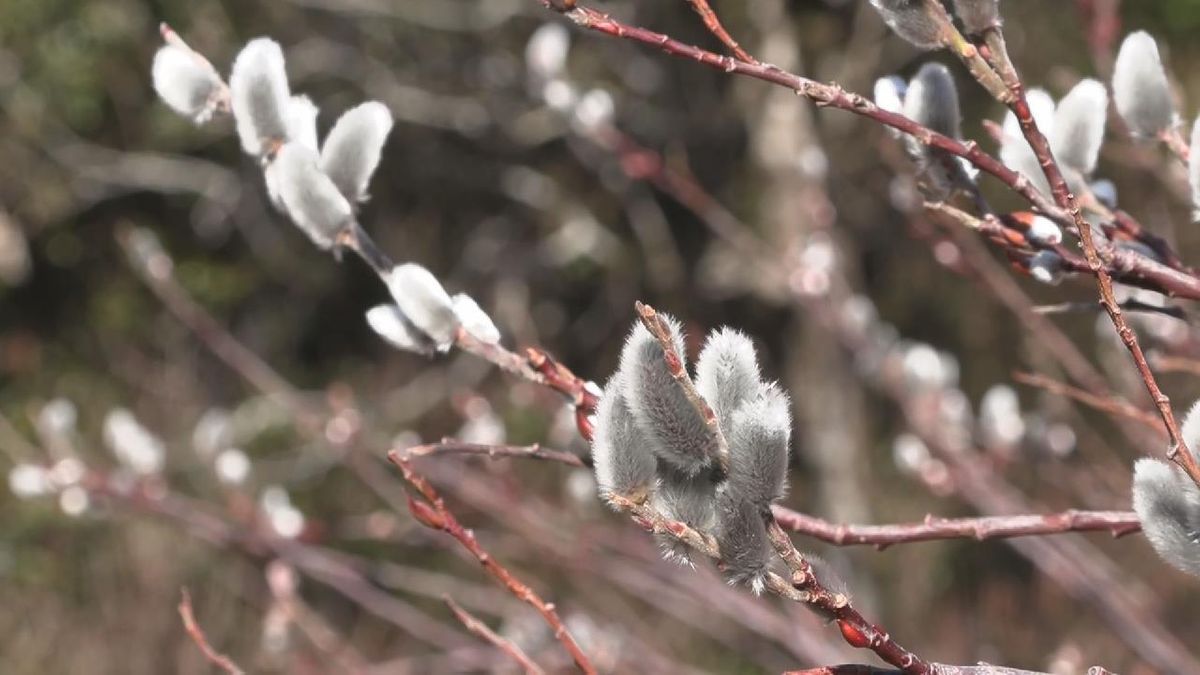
[1132, 458, 1200, 577]
[726, 384, 792, 507]
[620, 318, 718, 476]
[694, 327, 763, 434]
[714, 489, 771, 593]
[592, 373, 658, 503]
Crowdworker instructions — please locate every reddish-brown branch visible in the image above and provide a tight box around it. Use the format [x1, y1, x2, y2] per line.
[178, 588, 245, 675]
[1013, 371, 1165, 434]
[444, 595, 546, 675]
[772, 506, 1140, 548]
[763, 520, 929, 674]
[388, 453, 597, 675]
[984, 32, 1200, 488]
[404, 438, 586, 467]
[684, 0, 757, 63]
[1158, 126, 1192, 166]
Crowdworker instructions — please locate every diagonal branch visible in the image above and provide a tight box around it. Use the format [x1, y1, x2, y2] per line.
[388, 452, 597, 674]
[178, 588, 245, 675]
[444, 595, 546, 675]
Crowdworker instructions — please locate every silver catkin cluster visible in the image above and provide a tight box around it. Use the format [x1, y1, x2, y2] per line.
[592, 317, 792, 592]
[870, 0, 999, 49]
[150, 30, 502, 356]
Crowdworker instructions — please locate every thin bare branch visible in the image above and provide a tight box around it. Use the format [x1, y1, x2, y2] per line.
[178, 588, 244, 675]
[388, 453, 597, 675]
[444, 595, 546, 675]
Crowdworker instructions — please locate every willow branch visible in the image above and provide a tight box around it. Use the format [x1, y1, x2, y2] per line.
[178, 588, 245, 675]
[388, 453, 597, 675]
[771, 507, 1140, 548]
[684, 0, 757, 63]
[404, 439, 585, 467]
[1013, 371, 1166, 433]
[444, 596, 546, 675]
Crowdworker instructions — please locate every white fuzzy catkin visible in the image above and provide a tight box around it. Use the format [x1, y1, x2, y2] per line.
[450, 293, 500, 344]
[951, 0, 1000, 34]
[1050, 79, 1107, 176]
[385, 264, 460, 347]
[152, 44, 223, 123]
[905, 63, 961, 140]
[103, 409, 165, 476]
[874, 76, 907, 139]
[320, 102, 394, 204]
[274, 143, 355, 249]
[286, 95, 320, 151]
[694, 327, 762, 434]
[1190, 117, 1200, 220]
[1112, 31, 1175, 137]
[365, 304, 436, 355]
[230, 38, 291, 156]
[525, 22, 571, 81]
[1132, 458, 1200, 577]
[726, 384, 791, 506]
[592, 374, 658, 502]
[620, 318, 718, 476]
[869, 0, 943, 50]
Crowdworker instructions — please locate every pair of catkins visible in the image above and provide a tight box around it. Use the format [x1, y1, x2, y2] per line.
[591, 314, 791, 592]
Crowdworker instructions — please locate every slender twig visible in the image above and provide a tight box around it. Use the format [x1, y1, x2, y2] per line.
[444, 595, 546, 675]
[1013, 371, 1165, 433]
[772, 506, 1141, 548]
[405, 439, 585, 467]
[178, 588, 245, 675]
[1033, 300, 1186, 320]
[388, 453, 597, 675]
[684, 0, 757, 63]
[1150, 353, 1200, 378]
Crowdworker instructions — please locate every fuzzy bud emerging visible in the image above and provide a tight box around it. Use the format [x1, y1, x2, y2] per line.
[619, 318, 717, 476]
[365, 304, 437, 355]
[592, 374, 658, 503]
[1050, 79, 1107, 176]
[694, 327, 762, 434]
[451, 293, 500, 345]
[869, 0, 943, 50]
[1132, 458, 1200, 577]
[230, 38, 291, 157]
[951, 0, 1000, 34]
[274, 143, 355, 249]
[1112, 32, 1175, 137]
[320, 102, 394, 204]
[385, 263, 460, 347]
[714, 489, 771, 593]
[152, 38, 225, 124]
[726, 384, 791, 507]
